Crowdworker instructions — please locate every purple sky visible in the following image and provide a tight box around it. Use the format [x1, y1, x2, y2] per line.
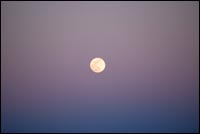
[1, 1, 199, 133]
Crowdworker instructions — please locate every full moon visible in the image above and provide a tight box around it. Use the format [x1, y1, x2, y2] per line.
[90, 57, 106, 73]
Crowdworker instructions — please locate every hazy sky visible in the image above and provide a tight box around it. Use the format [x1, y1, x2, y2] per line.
[1, 1, 199, 133]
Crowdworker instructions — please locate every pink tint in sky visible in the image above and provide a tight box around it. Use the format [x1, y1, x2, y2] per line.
[1, 1, 199, 133]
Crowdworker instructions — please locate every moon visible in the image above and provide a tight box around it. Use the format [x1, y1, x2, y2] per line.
[90, 57, 106, 73]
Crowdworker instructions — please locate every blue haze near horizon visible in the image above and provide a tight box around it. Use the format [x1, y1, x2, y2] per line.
[1, 1, 199, 133]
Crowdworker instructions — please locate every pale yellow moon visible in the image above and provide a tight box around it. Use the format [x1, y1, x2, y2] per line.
[90, 57, 106, 73]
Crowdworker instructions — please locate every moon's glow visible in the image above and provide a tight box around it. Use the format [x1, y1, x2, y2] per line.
[90, 58, 106, 73]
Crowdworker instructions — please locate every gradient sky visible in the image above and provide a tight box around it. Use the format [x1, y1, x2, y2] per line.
[1, 1, 199, 133]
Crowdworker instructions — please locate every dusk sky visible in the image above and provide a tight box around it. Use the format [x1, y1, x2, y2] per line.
[1, 1, 199, 133]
